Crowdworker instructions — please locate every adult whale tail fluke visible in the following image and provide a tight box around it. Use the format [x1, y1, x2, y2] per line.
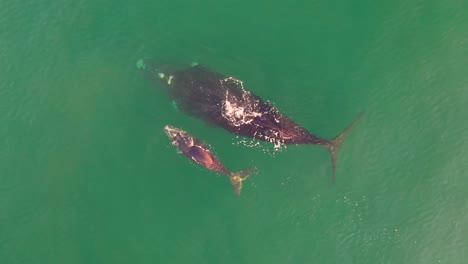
[325, 112, 365, 183]
[229, 168, 258, 196]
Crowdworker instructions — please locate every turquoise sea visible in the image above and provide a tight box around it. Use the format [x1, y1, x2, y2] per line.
[1, 0, 467, 263]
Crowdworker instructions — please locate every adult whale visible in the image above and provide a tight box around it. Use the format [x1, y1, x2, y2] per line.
[138, 59, 363, 181]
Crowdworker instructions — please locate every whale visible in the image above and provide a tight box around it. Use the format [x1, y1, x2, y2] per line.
[140, 59, 363, 181]
[164, 125, 257, 196]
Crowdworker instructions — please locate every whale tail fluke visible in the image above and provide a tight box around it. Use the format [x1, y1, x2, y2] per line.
[229, 168, 258, 197]
[326, 112, 364, 183]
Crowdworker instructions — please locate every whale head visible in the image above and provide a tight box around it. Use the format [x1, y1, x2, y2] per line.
[137, 57, 197, 87]
[164, 125, 185, 140]
[164, 125, 194, 151]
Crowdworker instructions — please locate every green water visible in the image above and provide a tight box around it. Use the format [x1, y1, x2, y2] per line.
[1, 0, 467, 263]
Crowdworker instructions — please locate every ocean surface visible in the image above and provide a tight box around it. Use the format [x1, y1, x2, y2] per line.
[1, 0, 467, 263]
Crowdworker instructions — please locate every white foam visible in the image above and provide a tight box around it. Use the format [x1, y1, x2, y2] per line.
[219, 77, 286, 150]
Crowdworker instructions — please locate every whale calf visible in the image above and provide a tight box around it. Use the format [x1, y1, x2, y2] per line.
[164, 125, 257, 196]
[141, 59, 363, 181]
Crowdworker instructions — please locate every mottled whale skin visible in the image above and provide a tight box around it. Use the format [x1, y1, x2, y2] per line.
[164, 125, 256, 196]
[141, 60, 363, 181]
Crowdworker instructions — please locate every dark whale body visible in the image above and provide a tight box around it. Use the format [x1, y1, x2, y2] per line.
[141, 60, 363, 180]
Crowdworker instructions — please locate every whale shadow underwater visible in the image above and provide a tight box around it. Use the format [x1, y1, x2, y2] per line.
[138, 58, 363, 182]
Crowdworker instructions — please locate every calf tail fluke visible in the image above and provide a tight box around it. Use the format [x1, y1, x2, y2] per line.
[229, 168, 258, 196]
[326, 112, 365, 182]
